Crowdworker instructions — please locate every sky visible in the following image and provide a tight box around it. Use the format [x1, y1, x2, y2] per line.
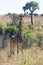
[0, 0, 43, 15]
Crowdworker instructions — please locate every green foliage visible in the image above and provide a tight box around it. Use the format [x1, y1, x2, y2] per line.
[22, 30, 37, 49]
[28, 24, 34, 30]
[23, 1, 39, 13]
[25, 1, 39, 12]
[22, 30, 35, 39]
[39, 38, 43, 48]
[40, 14, 43, 16]
[4, 26, 18, 35]
[23, 1, 39, 25]
[0, 24, 3, 35]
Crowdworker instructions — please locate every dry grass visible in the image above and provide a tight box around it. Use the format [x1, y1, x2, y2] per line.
[0, 15, 12, 26]
[0, 44, 43, 65]
[0, 15, 43, 27]
[0, 14, 43, 65]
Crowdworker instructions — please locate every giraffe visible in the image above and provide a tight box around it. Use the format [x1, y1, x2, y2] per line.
[9, 14, 23, 57]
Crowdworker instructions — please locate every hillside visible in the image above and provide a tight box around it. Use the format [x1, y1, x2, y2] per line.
[0, 15, 12, 26]
[0, 44, 43, 65]
[0, 14, 43, 28]
[0, 13, 43, 65]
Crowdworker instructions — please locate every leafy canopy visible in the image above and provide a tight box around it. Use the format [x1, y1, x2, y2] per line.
[23, 1, 39, 12]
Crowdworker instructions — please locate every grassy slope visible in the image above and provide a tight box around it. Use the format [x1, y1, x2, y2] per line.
[0, 44, 43, 65]
[0, 14, 43, 27]
[0, 15, 12, 26]
[0, 14, 43, 65]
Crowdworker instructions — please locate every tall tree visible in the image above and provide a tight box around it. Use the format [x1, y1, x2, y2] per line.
[23, 1, 39, 25]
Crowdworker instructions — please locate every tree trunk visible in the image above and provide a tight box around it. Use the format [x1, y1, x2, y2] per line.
[31, 12, 33, 25]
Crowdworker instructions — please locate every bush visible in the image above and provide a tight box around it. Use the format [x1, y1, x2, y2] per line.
[28, 24, 34, 30]
[4, 26, 18, 35]
[37, 34, 43, 47]
[22, 30, 36, 49]
[40, 14, 43, 16]
[0, 24, 3, 35]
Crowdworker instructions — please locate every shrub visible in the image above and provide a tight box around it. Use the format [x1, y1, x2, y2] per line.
[4, 26, 18, 35]
[22, 30, 36, 49]
[0, 24, 3, 35]
[28, 24, 34, 30]
[40, 14, 43, 16]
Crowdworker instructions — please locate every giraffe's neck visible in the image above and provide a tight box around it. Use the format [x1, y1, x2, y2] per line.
[16, 16, 22, 42]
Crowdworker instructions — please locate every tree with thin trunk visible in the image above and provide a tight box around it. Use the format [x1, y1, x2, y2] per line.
[23, 1, 39, 25]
